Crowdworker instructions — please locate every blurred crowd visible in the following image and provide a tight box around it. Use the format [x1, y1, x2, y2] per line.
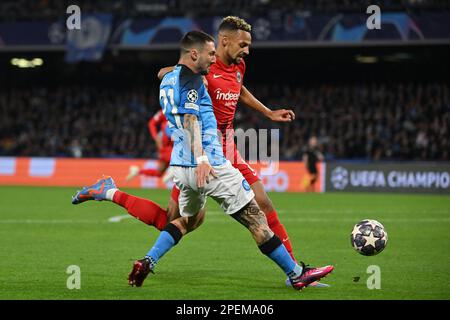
[1, 0, 449, 21]
[1, 82, 449, 161]
[0, 86, 157, 159]
[239, 82, 450, 161]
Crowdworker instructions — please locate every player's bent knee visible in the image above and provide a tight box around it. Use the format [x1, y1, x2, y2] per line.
[163, 222, 184, 244]
[251, 182, 275, 214]
[185, 209, 206, 233]
[169, 218, 188, 237]
[166, 199, 181, 222]
[195, 209, 206, 228]
[254, 194, 275, 214]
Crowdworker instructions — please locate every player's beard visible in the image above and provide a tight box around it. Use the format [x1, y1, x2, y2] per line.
[233, 54, 245, 65]
[199, 66, 210, 75]
[197, 57, 211, 75]
[199, 62, 211, 75]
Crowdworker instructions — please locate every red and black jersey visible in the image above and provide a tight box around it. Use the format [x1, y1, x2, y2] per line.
[205, 57, 246, 146]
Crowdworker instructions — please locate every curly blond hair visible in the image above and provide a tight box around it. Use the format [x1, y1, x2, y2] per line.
[219, 16, 252, 33]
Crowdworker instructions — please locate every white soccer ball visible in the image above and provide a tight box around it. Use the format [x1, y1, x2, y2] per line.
[350, 219, 388, 256]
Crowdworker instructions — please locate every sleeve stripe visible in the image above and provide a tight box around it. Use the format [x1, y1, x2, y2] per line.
[184, 102, 199, 111]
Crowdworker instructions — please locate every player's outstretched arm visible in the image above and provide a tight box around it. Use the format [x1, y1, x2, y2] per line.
[157, 66, 175, 80]
[239, 85, 295, 122]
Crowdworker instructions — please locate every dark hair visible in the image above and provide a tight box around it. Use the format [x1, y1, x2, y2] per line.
[180, 30, 215, 54]
[218, 16, 252, 33]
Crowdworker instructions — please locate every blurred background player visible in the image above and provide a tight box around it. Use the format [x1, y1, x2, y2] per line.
[303, 136, 324, 192]
[126, 110, 174, 184]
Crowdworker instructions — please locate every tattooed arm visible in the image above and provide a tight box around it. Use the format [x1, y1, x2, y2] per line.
[184, 113, 215, 188]
[183, 114, 203, 161]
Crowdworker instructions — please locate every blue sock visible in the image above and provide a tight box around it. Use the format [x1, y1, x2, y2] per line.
[259, 236, 303, 278]
[268, 245, 302, 277]
[145, 231, 176, 264]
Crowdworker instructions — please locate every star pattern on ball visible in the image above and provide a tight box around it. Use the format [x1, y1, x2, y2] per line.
[351, 219, 387, 256]
[370, 221, 378, 229]
[352, 225, 361, 236]
[364, 231, 378, 248]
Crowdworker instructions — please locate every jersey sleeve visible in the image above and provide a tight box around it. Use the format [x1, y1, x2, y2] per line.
[177, 67, 205, 117]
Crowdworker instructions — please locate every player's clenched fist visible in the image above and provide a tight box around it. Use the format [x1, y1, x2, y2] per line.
[268, 109, 295, 122]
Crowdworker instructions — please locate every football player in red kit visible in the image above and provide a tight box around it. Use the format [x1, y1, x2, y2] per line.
[126, 110, 174, 183]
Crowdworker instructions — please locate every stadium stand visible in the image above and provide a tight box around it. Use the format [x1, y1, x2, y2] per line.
[1, 0, 449, 21]
[1, 82, 448, 161]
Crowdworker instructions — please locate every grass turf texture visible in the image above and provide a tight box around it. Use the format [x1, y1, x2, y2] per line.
[0, 186, 449, 300]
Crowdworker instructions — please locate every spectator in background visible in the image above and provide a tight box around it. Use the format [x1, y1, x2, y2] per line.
[302, 136, 324, 192]
[1, 0, 449, 21]
[1, 82, 449, 162]
[69, 139, 83, 158]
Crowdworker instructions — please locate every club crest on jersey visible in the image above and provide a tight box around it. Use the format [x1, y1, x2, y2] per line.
[242, 179, 250, 191]
[187, 89, 198, 103]
[236, 71, 241, 83]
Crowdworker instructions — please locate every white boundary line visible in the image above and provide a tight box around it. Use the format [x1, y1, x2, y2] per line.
[1, 211, 449, 224]
[0, 219, 105, 224]
[108, 215, 133, 223]
[0, 217, 446, 224]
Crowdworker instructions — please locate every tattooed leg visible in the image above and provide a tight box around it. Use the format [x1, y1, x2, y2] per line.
[230, 199, 274, 245]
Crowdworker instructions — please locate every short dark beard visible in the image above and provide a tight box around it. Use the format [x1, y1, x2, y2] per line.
[232, 57, 241, 65]
[199, 67, 209, 75]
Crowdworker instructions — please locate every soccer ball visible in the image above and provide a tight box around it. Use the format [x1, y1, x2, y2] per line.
[350, 219, 388, 256]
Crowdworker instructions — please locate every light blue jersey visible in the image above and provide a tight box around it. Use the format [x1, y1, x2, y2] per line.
[159, 64, 226, 167]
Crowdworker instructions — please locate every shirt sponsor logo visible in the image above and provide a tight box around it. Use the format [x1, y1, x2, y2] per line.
[214, 88, 240, 102]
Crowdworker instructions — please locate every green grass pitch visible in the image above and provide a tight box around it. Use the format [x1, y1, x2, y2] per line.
[0, 186, 449, 300]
